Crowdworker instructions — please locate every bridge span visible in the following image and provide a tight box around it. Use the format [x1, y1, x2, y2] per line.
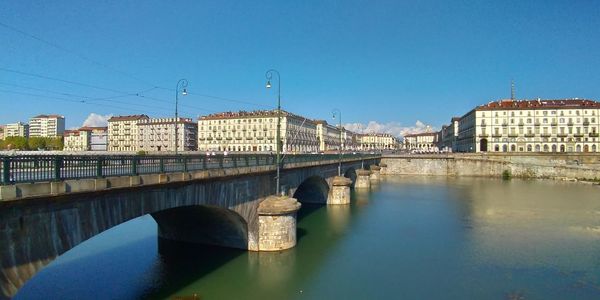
[0, 153, 381, 299]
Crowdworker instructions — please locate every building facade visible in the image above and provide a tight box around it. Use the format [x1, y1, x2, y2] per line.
[63, 127, 108, 151]
[315, 120, 342, 152]
[29, 115, 65, 137]
[0, 125, 4, 140]
[108, 115, 149, 152]
[457, 99, 600, 153]
[439, 117, 460, 151]
[138, 117, 198, 152]
[360, 133, 400, 150]
[198, 110, 318, 153]
[403, 132, 439, 151]
[5, 122, 29, 138]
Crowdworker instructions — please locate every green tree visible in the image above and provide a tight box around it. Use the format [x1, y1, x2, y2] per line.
[46, 137, 64, 150]
[28, 137, 47, 150]
[1, 137, 29, 150]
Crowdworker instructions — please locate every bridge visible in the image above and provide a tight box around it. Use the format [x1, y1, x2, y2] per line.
[0, 153, 382, 299]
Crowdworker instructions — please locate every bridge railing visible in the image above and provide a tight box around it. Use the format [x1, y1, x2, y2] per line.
[0, 153, 380, 185]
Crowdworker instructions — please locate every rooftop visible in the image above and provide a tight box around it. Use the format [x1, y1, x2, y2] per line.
[476, 99, 600, 110]
[108, 114, 150, 122]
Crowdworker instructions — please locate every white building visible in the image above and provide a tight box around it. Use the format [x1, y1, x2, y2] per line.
[5, 122, 29, 138]
[87, 127, 108, 151]
[0, 125, 5, 140]
[138, 117, 198, 152]
[198, 110, 319, 153]
[457, 99, 600, 153]
[29, 114, 65, 137]
[440, 117, 460, 151]
[403, 132, 439, 151]
[360, 133, 400, 150]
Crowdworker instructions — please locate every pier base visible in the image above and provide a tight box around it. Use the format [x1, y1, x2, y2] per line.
[370, 165, 381, 181]
[328, 176, 353, 205]
[355, 169, 371, 189]
[258, 196, 302, 251]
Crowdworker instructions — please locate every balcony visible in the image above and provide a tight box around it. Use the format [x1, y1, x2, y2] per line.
[583, 121, 590, 126]
[551, 122, 557, 126]
[478, 134, 489, 138]
[508, 133, 518, 137]
[540, 133, 550, 137]
[534, 122, 541, 126]
[567, 122, 574, 126]
[574, 133, 584, 138]
[480, 123, 486, 127]
[518, 122, 524, 126]
[557, 133, 567, 137]
[501, 123, 508, 127]
[525, 133, 536, 137]
[491, 134, 502, 138]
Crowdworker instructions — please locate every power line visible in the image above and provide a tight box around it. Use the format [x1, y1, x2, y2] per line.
[1, 21, 276, 110]
[0, 20, 158, 87]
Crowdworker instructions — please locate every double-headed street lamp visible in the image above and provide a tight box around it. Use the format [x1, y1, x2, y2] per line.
[265, 69, 282, 195]
[332, 108, 342, 176]
[174, 79, 188, 155]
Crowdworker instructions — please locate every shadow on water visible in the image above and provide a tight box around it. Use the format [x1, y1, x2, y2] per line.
[141, 239, 245, 300]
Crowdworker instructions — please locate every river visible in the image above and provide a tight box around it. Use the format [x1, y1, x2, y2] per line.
[15, 176, 600, 299]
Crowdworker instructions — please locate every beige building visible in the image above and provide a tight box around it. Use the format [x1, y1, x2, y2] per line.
[138, 117, 198, 152]
[198, 110, 318, 153]
[360, 133, 400, 150]
[63, 127, 108, 151]
[29, 114, 65, 137]
[63, 129, 91, 151]
[403, 132, 439, 150]
[457, 99, 600, 153]
[315, 120, 342, 152]
[5, 122, 29, 138]
[0, 125, 4, 140]
[108, 115, 149, 152]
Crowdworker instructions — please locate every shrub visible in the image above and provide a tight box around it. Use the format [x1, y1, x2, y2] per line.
[502, 169, 512, 180]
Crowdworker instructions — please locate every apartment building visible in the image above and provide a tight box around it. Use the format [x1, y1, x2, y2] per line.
[29, 115, 65, 137]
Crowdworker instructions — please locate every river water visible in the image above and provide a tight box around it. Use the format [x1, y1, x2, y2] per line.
[15, 176, 600, 299]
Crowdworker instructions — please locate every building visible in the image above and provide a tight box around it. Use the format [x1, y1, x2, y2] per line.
[403, 132, 439, 151]
[29, 115, 65, 137]
[198, 110, 319, 153]
[138, 117, 198, 152]
[0, 125, 5, 140]
[315, 120, 341, 152]
[439, 117, 460, 151]
[5, 122, 29, 138]
[343, 129, 361, 151]
[63, 127, 108, 151]
[360, 133, 400, 151]
[63, 129, 90, 151]
[108, 115, 149, 152]
[456, 99, 600, 153]
[86, 127, 108, 151]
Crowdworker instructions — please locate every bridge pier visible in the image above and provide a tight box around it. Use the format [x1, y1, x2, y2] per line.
[379, 163, 388, 175]
[355, 169, 371, 189]
[369, 165, 381, 181]
[328, 176, 353, 205]
[257, 196, 301, 251]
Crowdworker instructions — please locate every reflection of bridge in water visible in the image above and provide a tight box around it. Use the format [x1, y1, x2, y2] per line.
[0, 153, 382, 299]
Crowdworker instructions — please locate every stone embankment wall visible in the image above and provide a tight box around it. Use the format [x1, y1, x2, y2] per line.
[382, 153, 600, 180]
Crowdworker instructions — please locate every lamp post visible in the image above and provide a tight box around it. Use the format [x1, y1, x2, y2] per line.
[265, 69, 281, 195]
[174, 79, 188, 155]
[332, 109, 342, 176]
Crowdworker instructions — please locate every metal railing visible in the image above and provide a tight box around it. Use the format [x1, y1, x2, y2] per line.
[0, 153, 380, 185]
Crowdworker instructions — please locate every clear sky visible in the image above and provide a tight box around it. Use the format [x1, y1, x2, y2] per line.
[1, 0, 599, 136]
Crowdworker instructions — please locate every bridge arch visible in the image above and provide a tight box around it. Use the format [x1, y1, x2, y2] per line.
[293, 176, 329, 204]
[152, 205, 248, 250]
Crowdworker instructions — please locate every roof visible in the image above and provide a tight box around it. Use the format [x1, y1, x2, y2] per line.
[451, 117, 461, 122]
[200, 109, 314, 123]
[79, 126, 108, 131]
[476, 99, 600, 110]
[403, 132, 438, 137]
[32, 114, 64, 119]
[108, 114, 150, 122]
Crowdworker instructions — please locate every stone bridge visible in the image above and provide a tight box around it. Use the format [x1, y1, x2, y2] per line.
[0, 154, 381, 299]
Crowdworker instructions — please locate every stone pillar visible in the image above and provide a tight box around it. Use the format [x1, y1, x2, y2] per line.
[379, 163, 388, 175]
[355, 169, 371, 189]
[257, 195, 301, 251]
[328, 176, 353, 205]
[370, 165, 381, 181]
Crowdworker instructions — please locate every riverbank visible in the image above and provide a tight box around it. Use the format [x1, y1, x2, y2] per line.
[381, 153, 600, 182]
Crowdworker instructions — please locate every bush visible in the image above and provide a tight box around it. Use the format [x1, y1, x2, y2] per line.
[502, 169, 512, 180]
[136, 150, 147, 156]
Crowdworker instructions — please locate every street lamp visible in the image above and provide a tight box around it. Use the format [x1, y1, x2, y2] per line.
[332, 108, 342, 176]
[174, 79, 188, 155]
[265, 69, 282, 195]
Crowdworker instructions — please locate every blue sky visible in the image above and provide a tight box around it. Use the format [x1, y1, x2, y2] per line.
[1, 0, 599, 136]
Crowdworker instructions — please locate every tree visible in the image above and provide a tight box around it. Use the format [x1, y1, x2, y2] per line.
[1, 137, 28, 150]
[28, 137, 47, 150]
